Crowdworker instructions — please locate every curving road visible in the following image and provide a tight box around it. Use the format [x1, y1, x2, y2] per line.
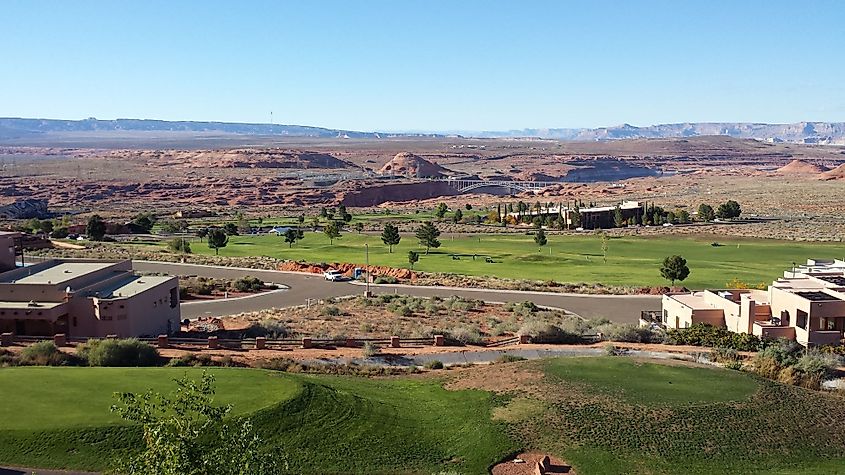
[132, 261, 661, 322]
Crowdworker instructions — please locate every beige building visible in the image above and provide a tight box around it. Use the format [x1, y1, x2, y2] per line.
[0, 258, 180, 338]
[661, 259, 845, 346]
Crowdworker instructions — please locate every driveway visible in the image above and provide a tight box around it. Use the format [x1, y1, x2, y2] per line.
[132, 261, 661, 323]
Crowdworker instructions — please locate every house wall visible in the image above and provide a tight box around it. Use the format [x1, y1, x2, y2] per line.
[661, 295, 694, 329]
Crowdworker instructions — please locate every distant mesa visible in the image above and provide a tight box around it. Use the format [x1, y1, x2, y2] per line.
[379, 152, 452, 178]
[776, 159, 828, 175]
[181, 149, 352, 169]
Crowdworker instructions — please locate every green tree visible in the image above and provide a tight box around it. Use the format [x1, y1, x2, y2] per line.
[452, 208, 463, 224]
[324, 221, 341, 244]
[600, 231, 609, 263]
[613, 205, 624, 228]
[415, 222, 441, 254]
[434, 203, 448, 219]
[698, 203, 715, 222]
[207, 229, 229, 255]
[716, 200, 742, 220]
[297, 215, 306, 226]
[408, 250, 419, 269]
[676, 209, 691, 224]
[353, 222, 364, 233]
[195, 228, 209, 242]
[465, 203, 472, 210]
[381, 223, 401, 253]
[167, 237, 191, 254]
[131, 213, 155, 233]
[39, 219, 54, 234]
[86, 215, 107, 241]
[110, 372, 281, 475]
[283, 228, 299, 248]
[223, 223, 239, 236]
[661, 255, 691, 285]
[534, 228, 547, 250]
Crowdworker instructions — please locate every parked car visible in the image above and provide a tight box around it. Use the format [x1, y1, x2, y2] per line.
[323, 270, 345, 281]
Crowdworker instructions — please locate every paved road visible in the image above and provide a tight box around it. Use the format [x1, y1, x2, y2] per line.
[133, 261, 661, 322]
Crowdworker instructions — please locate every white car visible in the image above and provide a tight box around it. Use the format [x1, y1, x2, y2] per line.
[323, 270, 344, 281]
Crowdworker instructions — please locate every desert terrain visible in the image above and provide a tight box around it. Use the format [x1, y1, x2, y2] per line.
[1, 134, 844, 240]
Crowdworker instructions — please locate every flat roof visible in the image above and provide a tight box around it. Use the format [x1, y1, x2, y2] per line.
[96, 275, 174, 299]
[8, 262, 117, 285]
[0, 301, 67, 310]
[794, 291, 842, 302]
[670, 293, 712, 309]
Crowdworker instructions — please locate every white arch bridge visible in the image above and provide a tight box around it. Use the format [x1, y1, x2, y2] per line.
[436, 177, 560, 194]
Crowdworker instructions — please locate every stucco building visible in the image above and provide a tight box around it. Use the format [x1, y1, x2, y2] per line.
[0, 256, 180, 338]
[661, 259, 845, 346]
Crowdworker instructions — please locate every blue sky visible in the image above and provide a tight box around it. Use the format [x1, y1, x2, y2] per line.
[1, 0, 843, 131]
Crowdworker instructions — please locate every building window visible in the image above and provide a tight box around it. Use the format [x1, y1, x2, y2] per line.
[170, 287, 178, 308]
[796, 310, 808, 330]
[102, 315, 112, 321]
[72, 317, 77, 327]
[663, 310, 668, 323]
[827, 319, 836, 331]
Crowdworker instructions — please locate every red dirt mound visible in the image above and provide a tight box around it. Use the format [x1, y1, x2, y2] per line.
[821, 163, 845, 180]
[378, 152, 452, 178]
[776, 159, 828, 175]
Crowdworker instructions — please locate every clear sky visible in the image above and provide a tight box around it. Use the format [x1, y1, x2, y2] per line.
[1, 0, 843, 132]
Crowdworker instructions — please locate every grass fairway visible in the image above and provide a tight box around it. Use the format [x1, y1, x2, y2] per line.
[545, 357, 758, 405]
[143, 232, 845, 288]
[0, 367, 516, 473]
[525, 357, 845, 474]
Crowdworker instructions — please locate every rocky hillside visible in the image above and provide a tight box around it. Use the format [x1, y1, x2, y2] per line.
[378, 152, 453, 178]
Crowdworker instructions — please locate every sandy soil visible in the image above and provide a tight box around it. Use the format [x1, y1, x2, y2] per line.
[491, 452, 574, 475]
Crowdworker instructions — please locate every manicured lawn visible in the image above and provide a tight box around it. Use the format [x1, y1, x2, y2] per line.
[0, 367, 516, 473]
[145, 232, 845, 288]
[0, 367, 301, 430]
[529, 357, 845, 474]
[544, 356, 759, 405]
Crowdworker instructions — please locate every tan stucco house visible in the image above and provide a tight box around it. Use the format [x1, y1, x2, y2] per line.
[661, 259, 845, 347]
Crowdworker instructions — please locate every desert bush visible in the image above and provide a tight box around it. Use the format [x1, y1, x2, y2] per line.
[424, 360, 444, 370]
[166, 353, 214, 367]
[665, 323, 761, 351]
[77, 338, 160, 367]
[496, 354, 526, 363]
[448, 324, 483, 345]
[20, 341, 72, 366]
[506, 300, 539, 316]
[518, 319, 581, 344]
[724, 360, 743, 371]
[373, 276, 398, 284]
[392, 305, 413, 318]
[794, 350, 840, 380]
[244, 319, 288, 338]
[424, 301, 443, 316]
[597, 323, 663, 343]
[233, 276, 263, 292]
[362, 341, 379, 358]
[603, 343, 618, 356]
[321, 305, 341, 317]
[711, 347, 740, 363]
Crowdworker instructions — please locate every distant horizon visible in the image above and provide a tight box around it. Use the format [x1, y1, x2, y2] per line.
[3, 115, 845, 136]
[2, 1, 843, 131]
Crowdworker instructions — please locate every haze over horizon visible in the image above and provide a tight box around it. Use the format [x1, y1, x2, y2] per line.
[2, 0, 844, 132]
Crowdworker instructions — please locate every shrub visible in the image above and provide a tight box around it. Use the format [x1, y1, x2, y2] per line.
[244, 319, 288, 338]
[77, 338, 160, 367]
[724, 360, 743, 371]
[233, 276, 263, 292]
[711, 347, 740, 363]
[373, 276, 398, 284]
[496, 354, 526, 363]
[506, 301, 539, 316]
[362, 341, 379, 358]
[167, 353, 214, 367]
[597, 323, 663, 343]
[321, 305, 341, 317]
[392, 305, 413, 317]
[424, 360, 444, 370]
[603, 343, 618, 356]
[448, 324, 483, 345]
[794, 350, 839, 380]
[20, 341, 71, 366]
[665, 323, 761, 351]
[518, 320, 581, 344]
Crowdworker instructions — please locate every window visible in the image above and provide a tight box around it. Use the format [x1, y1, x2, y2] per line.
[72, 317, 77, 327]
[827, 319, 836, 331]
[796, 310, 808, 329]
[663, 310, 668, 323]
[781, 310, 790, 326]
[170, 287, 178, 308]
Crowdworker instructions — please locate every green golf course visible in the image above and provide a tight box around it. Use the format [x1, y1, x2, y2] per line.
[138, 232, 845, 289]
[2, 358, 845, 474]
